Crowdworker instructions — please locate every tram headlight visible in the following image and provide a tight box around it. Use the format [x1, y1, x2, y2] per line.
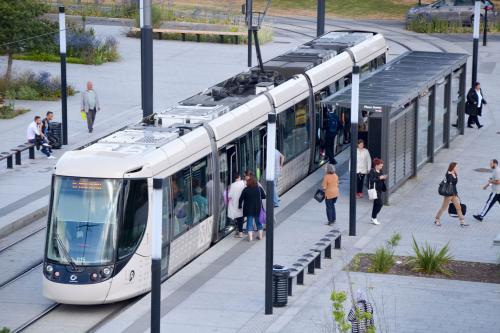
[101, 266, 113, 278]
[45, 264, 54, 274]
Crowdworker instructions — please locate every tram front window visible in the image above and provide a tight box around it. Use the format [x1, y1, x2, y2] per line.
[47, 176, 122, 266]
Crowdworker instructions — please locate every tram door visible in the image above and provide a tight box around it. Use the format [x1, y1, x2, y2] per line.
[252, 126, 267, 180]
[314, 91, 329, 167]
[218, 145, 238, 234]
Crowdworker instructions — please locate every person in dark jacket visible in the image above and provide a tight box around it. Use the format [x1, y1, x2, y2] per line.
[466, 82, 487, 129]
[239, 175, 266, 241]
[325, 108, 340, 165]
[434, 162, 468, 227]
[368, 158, 387, 225]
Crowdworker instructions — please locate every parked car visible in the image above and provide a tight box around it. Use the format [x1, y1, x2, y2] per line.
[406, 0, 495, 27]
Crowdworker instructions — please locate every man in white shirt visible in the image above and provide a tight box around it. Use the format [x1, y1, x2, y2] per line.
[81, 81, 100, 133]
[27, 116, 53, 158]
[474, 159, 500, 221]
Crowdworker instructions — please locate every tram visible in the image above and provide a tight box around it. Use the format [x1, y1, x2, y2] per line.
[43, 31, 387, 304]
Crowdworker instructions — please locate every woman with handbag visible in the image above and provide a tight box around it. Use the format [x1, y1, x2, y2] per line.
[434, 162, 468, 227]
[368, 158, 387, 225]
[239, 175, 266, 241]
[322, 164, 339, 225]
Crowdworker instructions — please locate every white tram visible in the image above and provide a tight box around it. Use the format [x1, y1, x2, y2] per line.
[43, 31, 387, 304]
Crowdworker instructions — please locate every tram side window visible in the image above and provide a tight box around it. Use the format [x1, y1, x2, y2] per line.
[191, 158, 209, 224]
[172, 167, 192, 238]
[118, 179, 148, 260]
[279, 99, 309, 161]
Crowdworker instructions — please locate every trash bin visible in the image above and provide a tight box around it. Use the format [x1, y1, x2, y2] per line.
[272, 264, 290, 307]
[48, 122, 62, 149]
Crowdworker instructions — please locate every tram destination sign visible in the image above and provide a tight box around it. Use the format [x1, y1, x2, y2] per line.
[72, 178, 104, 191]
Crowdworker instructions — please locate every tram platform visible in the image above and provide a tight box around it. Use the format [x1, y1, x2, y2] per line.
[96, 105, 500, 332]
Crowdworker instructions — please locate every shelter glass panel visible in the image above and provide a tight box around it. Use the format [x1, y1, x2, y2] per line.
[417, 92, 432, 166]
[450, 69, 462, 139]
[434, 81, 446, 152]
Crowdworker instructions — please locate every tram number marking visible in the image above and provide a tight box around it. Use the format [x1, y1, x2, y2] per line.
[75, 257, 86, 264]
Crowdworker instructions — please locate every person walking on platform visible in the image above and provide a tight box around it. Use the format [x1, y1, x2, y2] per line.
[466, 82, 487, 129]
[27, 116, 54, 159]
[239, 175, 266, 241]
[356, 139, 371, 198]
[368, 158, 387, 225]
[228, 174, 246, 238]
[474, 159, 500, 222]
[434, 162, 468, 227]
[322, 164, 339, 225]
[325, 108, 340, 165]
[81, 81, 100, 133]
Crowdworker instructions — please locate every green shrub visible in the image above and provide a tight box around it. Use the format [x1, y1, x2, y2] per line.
[17, 86, 38, 100]
[331, 291, 351, 333]
[0, 105, 30, 119]
[369, 232, 401, 273]
[0, 327, 10, 333]
[0, 71, 76, 101]
[410, 236, 453, 275]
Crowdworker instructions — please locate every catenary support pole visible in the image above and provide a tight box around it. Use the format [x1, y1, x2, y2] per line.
[59, 6, 68, 145]
[151, 178, 163, 333]
[349, 65, 360, 237]
[472, 0, 481, 87]
[247, 0, 253, 67]
[317, 0, 325, 37]
[142, 0, 153, 118]
[265, 113, 276, 315]
[483, 6, 488, 46]
[140, 0, 144, 112]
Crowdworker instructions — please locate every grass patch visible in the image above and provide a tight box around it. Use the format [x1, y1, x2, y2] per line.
[13, 53, 85, 64]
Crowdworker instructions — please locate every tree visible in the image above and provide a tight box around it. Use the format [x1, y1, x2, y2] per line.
[0, 0, 56, 80]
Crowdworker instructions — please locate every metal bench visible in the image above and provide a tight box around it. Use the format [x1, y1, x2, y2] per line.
[130, 28, 246, 44]
[1, 143, 35, 169]
[287, 229, 342, 296]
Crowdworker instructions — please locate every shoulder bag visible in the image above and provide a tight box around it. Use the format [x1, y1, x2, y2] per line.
[438, 178, 454, 196]
[314, 189, 325, 203]
[368, 172, 377, 200]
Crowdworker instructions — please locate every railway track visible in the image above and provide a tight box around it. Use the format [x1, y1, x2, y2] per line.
[269, 15, 453, 53]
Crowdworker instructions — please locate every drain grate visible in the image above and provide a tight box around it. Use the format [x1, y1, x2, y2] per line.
[474, 168, 491, 173]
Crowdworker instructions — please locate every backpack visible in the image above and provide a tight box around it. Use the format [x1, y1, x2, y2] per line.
[326, 112, 339, 136]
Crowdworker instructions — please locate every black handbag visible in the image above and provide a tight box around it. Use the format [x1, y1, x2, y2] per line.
[438, 179, 454, 196]
[448, 202, 467, 217]
[314, 189, 325, 203]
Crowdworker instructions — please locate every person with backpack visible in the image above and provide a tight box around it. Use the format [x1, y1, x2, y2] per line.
[434, 162, 468, 227]
[348, 290, 375, 333]
[325, 108, 340, 165]
[473, 159, 500, 222]
[228, 174, 246, 238]
[238, 175, 266, 241]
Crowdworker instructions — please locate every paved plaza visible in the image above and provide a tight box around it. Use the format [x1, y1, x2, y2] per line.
[0, 17, 499, 333]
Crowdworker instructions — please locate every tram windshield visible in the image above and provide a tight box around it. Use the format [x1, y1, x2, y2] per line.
[46, 176, 122, 266]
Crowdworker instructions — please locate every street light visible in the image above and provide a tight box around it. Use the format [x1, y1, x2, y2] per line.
[58, 6, 68, 145]
[349, 65, 360, 237]
[317, 0, 325, 37]
[471, 0, 481, 86]
[142, 0, 153, 118]
[483, 5, 492, 46]
[264, 112, 276, 315]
